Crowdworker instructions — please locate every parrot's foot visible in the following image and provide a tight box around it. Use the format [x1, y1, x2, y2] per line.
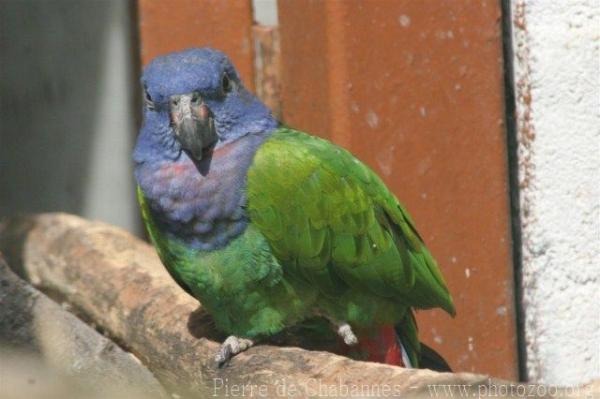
[214, 336, 254, 366]
[337, 322, 359, 346]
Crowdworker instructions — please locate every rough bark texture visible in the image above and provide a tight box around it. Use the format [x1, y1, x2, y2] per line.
[0, 213, 597, 398]
[0, 255, 166, 399]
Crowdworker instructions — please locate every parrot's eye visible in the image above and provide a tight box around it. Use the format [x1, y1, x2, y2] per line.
[144, 88, 155, 110]
[221, 73, 233, 94]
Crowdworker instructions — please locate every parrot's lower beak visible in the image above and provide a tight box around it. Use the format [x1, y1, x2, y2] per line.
[170, 92, 217, 161]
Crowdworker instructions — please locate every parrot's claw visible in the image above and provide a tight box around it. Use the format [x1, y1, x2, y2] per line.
[337, 323, 359, 346]
[214, 336, 254, 366]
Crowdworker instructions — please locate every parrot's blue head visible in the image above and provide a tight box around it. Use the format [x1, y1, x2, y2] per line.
[139, 48, 276, 161]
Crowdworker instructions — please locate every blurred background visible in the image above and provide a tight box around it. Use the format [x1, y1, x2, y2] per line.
[0, 0, 598, 387]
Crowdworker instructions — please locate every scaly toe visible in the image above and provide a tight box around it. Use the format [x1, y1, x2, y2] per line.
[214, 336, 254, 367]
[337, 323, 359, 346]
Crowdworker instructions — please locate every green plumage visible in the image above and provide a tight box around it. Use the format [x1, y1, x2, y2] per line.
[138, 127, 455, 366]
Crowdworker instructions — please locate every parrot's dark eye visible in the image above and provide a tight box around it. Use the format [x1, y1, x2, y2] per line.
[221, 73, 233, 94]
[144, 89, 155, 110]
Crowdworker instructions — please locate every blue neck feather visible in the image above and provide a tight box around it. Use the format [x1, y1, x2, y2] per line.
[134, 103, 277, 251]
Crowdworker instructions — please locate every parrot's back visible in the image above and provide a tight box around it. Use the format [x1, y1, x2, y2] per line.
[245, 128, 455, 367]
[247, 128, 455, 316]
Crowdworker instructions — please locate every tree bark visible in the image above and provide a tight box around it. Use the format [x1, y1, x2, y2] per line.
[0, 255, 166, 398]
[0, 213, 596, 398]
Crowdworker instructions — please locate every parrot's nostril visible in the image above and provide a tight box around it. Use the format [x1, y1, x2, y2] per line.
[171, 98, 179, 107]
[191, 92, 201, 104]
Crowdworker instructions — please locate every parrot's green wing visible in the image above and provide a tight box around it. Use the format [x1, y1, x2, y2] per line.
[247, 127, 455, 316]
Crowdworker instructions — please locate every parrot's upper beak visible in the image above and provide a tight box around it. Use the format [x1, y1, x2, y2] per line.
[169, 92, 217, 160]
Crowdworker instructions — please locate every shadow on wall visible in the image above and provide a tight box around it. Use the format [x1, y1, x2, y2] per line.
[0, 0, 141, 234]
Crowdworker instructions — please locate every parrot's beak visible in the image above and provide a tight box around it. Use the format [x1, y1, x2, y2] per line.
[170, 92, 217, 160]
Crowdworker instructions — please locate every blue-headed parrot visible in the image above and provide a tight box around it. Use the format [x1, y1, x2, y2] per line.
[134, 48, 455, 369]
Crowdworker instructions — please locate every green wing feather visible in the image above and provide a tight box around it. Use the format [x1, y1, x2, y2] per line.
[247, 127, 455, 316]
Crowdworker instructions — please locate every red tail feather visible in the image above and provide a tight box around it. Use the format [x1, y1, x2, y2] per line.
[355, 325, 408, 367]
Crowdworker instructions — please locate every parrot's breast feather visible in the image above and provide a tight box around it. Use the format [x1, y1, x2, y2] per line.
[135, 133, 267, 250]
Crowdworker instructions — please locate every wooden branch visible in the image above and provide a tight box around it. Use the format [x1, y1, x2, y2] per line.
[0, 255, 166, 399]
[0, 214, 595, 398]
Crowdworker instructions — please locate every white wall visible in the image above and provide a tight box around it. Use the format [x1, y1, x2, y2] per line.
[252, 0, 278, 25]
[511, 0, 600, 386]
[0, 0, 139, 233]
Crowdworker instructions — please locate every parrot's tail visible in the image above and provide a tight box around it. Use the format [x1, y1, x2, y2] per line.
[394, 310, 453, 371]
[355, 311, 452, 371]
[355, 325, 412, 367]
